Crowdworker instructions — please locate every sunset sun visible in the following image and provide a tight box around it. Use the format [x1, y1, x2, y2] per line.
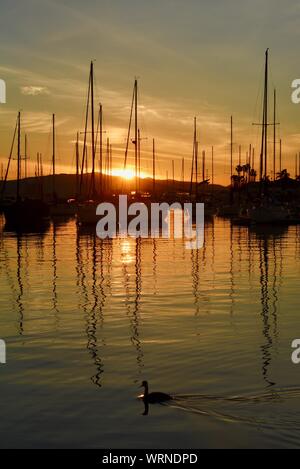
[111, 168, 139, 180]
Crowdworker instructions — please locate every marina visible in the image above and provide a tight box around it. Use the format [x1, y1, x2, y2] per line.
[1, 0, 300, 450]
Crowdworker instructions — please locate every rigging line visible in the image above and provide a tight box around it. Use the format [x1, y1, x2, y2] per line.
[123, 83, 135, 172]
[79, 69, 91, 197]
[0, 116, 18, 201]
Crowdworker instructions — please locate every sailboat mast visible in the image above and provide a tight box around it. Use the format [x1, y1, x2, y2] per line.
[39, 153, 44, 200]
[76, 131, 79, 198]
[134, 79, 138, 193]
[195, 141, 198, 199]
[17, 111, 21, 200]
[264, 49, 269, 180]
[90, 61, 96, 196]
[138, 128, 141, 191]
[230, 116, 233, 181]
[273, 88, 276, 180]
[211, 146, 214, 196]
[99, 103, 103, 195]
[52, 113, 56, 200]
[106, 137, 109, 194]
[25, 134, 28, 179]
[195, 119, 198, 198]
[152, 138, 156, 196]
[279, 138, 282, 173]
[190, 117, 196, 197]
[172, 159, 175, 191]
[36, 153, 39, 178]
[110, 144, 113, 192]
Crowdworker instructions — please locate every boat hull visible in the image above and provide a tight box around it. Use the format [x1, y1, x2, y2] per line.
[248, 206, 289, 224]
[50, 203, 76, 217]
[3, 199, 50, 228]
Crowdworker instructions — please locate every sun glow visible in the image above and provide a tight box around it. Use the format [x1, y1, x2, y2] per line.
[121, 169, 135, 180]
[112, 168, 147, 180]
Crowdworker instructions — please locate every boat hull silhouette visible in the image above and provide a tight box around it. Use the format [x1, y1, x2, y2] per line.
[3, 199, 50, 228]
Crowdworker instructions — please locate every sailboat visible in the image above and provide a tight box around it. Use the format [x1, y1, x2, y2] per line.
[248, 49, 289, 224]
[218, 116, 240, 218]
[189, 118, 216, 218]
[77, 61, 104, 225]
[49, 114, 76, 217]
[3, 112, 50, 229]
[122, 79, 151, 201]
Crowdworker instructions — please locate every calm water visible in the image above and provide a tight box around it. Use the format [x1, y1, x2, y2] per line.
[1, 215, 300, 448]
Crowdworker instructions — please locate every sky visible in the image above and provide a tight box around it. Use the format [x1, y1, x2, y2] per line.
[0, 0, 300, 184]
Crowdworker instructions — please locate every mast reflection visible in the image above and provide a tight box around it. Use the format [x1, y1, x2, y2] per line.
[76, 227, 106, 387]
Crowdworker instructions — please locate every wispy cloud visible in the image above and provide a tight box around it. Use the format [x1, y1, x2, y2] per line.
[21, 86, 50, 96]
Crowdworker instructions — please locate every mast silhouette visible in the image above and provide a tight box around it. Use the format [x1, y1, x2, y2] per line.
[17, 111, 21, 201]
[138, 128, 141, 191]
[134, 79, 138, 193]
[264, 49, 269, 181]
[52, 113, 56, 201]
[99, 103, 103, 195]
[279, 139, 282, 173]
[211, 146, 214, 197]
[122, 79, 139, 194]
[230, 115, 233, 181]
[24, 134, 28, 179]
[255, 49, 270, 189]
[76, 132, 79, 199]
[90, 61, 96, 198]
[152, 138, 156, 196]
[273, 89, 276, 180]
[195, 141, 198, 199]
[0, 116, 18, 203]
[79, 64, 90, 199]
[190, 117, 197, 197]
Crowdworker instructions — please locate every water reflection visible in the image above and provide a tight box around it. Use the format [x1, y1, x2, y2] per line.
[1, 217, 300, 447]
[121, 238, 144, 377]
[247, 225, 284, 387]
[152, 238, 157, 296]
[133, 238, 144, 373]
[52, 222, 59, 330]
[76, 227, 106, 388]
[191, 248, 200, 317]
[16, 235, 24, 335]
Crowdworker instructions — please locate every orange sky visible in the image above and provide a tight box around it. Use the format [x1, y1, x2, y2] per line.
[1, 0, 300, 185]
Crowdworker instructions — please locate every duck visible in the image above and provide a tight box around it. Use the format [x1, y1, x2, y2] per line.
[139, 380, 172, 403]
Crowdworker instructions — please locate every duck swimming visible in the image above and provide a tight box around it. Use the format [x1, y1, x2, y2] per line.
[140, 380, 172, 403]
